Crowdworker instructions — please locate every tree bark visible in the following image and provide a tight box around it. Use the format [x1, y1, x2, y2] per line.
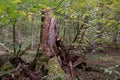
[32, 8, 57, 78]
[3, 28, 8, 41]
[13, 21, 16, 54]
[41, 8, 53, 57]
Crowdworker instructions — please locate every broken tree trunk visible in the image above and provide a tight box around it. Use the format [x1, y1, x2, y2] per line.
[32, 8, 86, 80]
[38, 8, 58, 59]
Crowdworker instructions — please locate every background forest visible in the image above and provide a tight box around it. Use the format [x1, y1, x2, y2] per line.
[0, 0, 120, 80]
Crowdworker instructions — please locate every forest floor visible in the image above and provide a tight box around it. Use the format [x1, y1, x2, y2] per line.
[82, 49, 120, 80]
[0, 49, 120, 80]
[21, 49, 120, 80]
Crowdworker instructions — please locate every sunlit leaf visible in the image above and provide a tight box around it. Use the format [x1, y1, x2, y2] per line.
[0, 7, 3, 12]
[10, 0, 23, 4]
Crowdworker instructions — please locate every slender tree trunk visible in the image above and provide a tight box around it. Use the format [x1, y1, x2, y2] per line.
[31, 27, 34, 50]
[17, 26, 22, 54]
[13, 21, 16, 54]
[17, 26, 21, 44]
[113, 26, 118, 49]
[3, 28, 8, 42]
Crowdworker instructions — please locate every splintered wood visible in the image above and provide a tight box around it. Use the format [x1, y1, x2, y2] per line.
[41, 8, 86, 80]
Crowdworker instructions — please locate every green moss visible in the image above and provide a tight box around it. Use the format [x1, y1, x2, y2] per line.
[48, 57, 66, 80]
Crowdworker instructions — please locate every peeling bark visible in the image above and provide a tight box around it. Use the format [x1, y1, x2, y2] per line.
[41, 8, 53, 57]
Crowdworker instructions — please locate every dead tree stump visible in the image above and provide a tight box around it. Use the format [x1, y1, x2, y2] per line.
[33, 7, 86, 80]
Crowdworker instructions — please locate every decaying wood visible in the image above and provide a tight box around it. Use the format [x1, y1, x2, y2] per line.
[0, 57, 38, 80]
[41, 8, 53, 57]
[37, 8, 87, 80]
[0, 63, 21, 77]
[48, 18, 57, 56]
[55, 37, 83, 80]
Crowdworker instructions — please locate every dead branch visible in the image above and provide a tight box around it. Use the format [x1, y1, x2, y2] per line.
[0, 63, 21, 77]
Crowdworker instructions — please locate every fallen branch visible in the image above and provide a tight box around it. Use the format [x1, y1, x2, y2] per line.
[0, 63, 21, 77]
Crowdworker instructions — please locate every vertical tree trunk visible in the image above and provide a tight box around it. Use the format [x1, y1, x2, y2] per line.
[13, 21, 16, 54]
[31, 27, 34, 50]
[17, 26, 21, 44]
[3, 28, 8, 42]
[113, 26, 118, 49]
[17, 26, 22, 54]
